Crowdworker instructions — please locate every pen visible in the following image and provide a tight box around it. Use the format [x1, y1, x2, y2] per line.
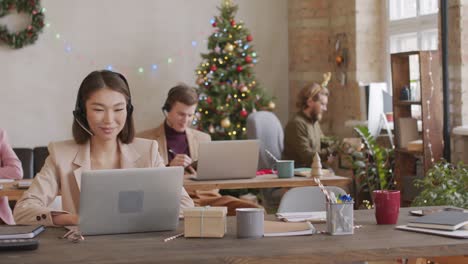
[168, 149, 177, 155]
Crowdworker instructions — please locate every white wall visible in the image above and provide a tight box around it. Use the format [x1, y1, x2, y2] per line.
[0, 0, 288, 147]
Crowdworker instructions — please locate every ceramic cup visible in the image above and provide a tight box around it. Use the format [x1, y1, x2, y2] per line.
[236, 208, 264, 238]
[274, 160, 294, 178]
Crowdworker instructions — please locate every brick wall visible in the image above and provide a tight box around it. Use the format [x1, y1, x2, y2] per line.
[448, 0, 468, 162]
[288, 0, 385, 138]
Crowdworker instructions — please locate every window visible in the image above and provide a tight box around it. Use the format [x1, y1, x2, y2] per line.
[388, 0, 439, 53]
[385, 0, 439, 96]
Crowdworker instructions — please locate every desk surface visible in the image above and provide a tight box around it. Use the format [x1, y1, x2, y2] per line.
[1, 207, 466, 264]
[183, 174, 351, 191]
[1, 175, 351, 201]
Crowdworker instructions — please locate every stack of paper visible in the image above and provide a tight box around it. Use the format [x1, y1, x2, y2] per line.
[264, 221, 315, 237]
[276, 211, 326, 223]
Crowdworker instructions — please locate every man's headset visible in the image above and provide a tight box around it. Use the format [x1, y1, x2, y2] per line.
[161, 86, 183, 115]
[73, 70, 134, 136]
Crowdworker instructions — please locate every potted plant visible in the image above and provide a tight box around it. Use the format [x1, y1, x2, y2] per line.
[350, 126, 399, 224]
[412, 161, 468, 208]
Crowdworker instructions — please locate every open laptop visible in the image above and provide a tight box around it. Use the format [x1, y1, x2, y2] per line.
[79, 167, 183, 235]
[191, 140, 259, 181]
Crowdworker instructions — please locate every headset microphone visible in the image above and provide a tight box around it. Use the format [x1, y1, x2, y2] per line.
[73, 111, 94, 136]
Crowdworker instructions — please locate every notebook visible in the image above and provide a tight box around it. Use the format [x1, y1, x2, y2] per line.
[407, 211, 468, 231]
[294, 168, 333, 177]
[0, 225, 45, 239]
[396, 225, 468, 239]
[263, 221, 315, 237]
[276, 211, 326, 223]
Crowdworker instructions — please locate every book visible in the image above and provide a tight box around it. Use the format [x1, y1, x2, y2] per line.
[15, 180, 32, 189]
[396, 118, 419, 148]
[407, 211, 468, 231]
[396, 225, 468, 239]
[276, 211, 326, 223]
[407, 139, 423, 152]
[294, 168, 333, 177]
[0, 225, 45, 240]
[263, 220, 315, 237]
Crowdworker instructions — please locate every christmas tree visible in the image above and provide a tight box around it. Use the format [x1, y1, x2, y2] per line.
[195, 0, 274, 140]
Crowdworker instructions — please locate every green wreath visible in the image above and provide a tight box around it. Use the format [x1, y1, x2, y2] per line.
[0, 0, 45, 49]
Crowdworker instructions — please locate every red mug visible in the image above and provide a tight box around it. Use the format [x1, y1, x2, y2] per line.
[373, 190, 400, 225]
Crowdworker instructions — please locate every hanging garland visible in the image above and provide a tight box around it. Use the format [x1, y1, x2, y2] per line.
[0, 0, 45, 49]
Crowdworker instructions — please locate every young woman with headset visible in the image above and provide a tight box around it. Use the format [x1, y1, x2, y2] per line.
[14, 70, 194, 226]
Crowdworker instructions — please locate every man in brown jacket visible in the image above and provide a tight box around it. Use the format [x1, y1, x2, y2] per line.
[138, 84, 260, 215]
[283, 83, 329, 168]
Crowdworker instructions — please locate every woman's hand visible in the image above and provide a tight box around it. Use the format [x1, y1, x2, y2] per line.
[52, 213, 79, 226]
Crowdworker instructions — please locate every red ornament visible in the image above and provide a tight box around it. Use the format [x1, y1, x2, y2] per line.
[210, 65, 217, 72]
[246, 35, 253, 42]
[240, 109, 248, 118]
[245, 56, 252, 63]
[230, 20, 236, 26]
[236, 66, 243, 72]
[206, 97, 213, 104]
[212, 22, 217, 27]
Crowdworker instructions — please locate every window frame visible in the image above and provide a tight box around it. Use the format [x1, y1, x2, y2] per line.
[384, 0, 439, 94]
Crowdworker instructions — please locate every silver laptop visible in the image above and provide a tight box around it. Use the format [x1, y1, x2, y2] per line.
[192, 140, 259, 181]
[79, 167, 183, 235]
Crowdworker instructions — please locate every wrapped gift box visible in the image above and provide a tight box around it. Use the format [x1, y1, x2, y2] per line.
[183, 207, 227, 238]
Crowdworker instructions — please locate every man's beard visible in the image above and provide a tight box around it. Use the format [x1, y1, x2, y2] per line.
[306, 108, 322, 123]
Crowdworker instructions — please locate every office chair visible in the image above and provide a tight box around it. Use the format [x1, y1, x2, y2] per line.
[246, 111, 284, 209]
[277, 186, 346, 213]
[12, 148, 34, 179]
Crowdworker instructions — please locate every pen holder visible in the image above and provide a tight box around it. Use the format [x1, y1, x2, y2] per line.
[326, 201, 354, 235]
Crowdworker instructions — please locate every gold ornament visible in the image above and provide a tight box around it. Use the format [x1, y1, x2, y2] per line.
[222, 0, 232, 7]
[196, 77, 204, 85]
[221, 117, 231, 128]
[268, 101, 276, 110]
[224, 43, 234, 52]
[322, 72, 332, 88]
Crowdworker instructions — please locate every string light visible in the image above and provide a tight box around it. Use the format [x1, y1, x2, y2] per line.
[426, 52, 435, 162]
[42, 9, 206, 76]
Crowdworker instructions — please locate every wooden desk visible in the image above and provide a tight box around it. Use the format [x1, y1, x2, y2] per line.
[0, 180, 32, 201]
[1, 207, 466, 263]
[183, 174, 351, 192]
[1, 176, 351, 201]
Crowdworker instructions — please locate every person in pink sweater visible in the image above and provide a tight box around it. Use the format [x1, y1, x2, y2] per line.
[0, 128, 23, 180]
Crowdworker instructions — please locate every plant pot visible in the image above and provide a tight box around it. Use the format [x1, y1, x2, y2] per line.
[373, 190, 400, 225]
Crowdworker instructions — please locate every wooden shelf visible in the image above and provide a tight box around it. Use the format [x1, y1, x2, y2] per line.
[395, 147, 423, 156]
[395, 100, 422, 106]
[391, 51, 443, 204]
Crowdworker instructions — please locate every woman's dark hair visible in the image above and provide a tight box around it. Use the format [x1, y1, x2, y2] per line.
[72, 70, 135, 144]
